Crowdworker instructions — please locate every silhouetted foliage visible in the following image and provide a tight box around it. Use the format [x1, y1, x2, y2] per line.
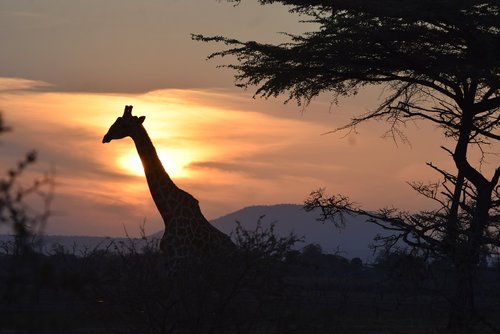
[0, 113, 54, 255]
[232, 216, 303, 261]
[196, 1, 499, 332]
[299, 243, 324, 270]
[2, 228, 500, 333]
[0, 151, 54, 255]
[350, 257, 363, 272]
[375, 249, 429, 289]
[194, 1, 499, 111]
[75, 220, 305, 334]
[0, 112, 56, 332]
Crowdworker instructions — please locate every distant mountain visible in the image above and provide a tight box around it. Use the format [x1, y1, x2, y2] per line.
[210, 204, 387, 262]
[0, 204, 389, 262]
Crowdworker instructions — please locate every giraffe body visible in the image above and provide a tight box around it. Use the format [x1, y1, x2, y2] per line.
[103, 106, 232, 266]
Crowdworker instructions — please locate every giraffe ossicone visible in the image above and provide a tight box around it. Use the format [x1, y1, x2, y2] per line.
[103, 105, 233, 267]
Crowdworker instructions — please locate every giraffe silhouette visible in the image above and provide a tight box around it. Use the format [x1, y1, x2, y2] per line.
[103, 105, 233, 269]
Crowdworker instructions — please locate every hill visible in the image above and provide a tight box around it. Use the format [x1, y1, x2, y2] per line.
[0, 204, 388, 262]
[210, 204, 386, 262]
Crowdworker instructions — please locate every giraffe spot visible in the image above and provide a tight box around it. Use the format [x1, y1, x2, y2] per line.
[168, 199, 178, 210]
[180, 207, 193, 219]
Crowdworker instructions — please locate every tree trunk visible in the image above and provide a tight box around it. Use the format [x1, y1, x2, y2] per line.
[446, 105, 478, 333]
[447, 257, 477, 333]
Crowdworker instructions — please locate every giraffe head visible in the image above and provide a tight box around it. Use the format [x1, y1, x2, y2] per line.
[102, 105, 146, 143]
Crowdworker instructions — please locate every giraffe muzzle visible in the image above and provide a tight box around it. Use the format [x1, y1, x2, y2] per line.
[102, 134, 112, 143]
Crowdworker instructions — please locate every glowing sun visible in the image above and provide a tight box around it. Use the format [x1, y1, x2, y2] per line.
[118, 149, 192, 179]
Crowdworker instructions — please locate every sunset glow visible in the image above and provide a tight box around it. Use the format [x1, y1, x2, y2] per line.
[0, 77, 467, 238]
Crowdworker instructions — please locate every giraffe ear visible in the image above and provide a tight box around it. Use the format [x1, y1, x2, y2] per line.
[138, 116, 145, 124]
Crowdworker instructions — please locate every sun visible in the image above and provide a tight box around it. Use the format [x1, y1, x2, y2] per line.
[117, 149, 193, 179]
[118, 152, 145, 177]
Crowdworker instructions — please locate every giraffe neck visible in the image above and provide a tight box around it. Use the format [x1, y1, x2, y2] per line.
[130, 126, 179, 219]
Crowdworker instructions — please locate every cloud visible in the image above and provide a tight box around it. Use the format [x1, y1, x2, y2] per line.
[0, 77, 51, 92]
[189, 160, 281, 180]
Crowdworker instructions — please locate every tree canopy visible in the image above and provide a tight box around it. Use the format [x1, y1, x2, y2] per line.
[194, 0, 499, 139]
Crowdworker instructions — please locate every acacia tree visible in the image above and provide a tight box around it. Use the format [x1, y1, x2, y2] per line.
[194, 0, 499, 332]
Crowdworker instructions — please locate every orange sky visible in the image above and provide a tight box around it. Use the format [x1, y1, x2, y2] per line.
[0, 1, 497, 237]
[0, 77, 475, 237]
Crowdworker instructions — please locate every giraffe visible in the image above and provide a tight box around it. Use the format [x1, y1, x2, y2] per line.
[102, 105, 233, 268]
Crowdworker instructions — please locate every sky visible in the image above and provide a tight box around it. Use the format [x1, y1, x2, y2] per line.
[1, 0, 496, 237]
